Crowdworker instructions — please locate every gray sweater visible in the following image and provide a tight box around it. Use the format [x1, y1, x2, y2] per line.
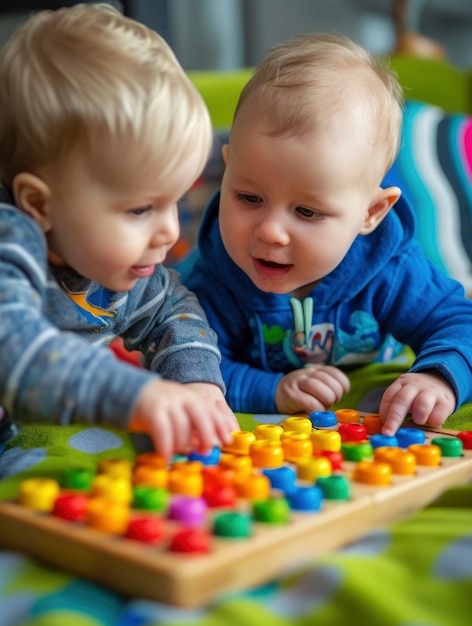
[0, 194, 224, 429]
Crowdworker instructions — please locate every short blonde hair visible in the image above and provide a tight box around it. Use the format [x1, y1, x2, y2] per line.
[0, 3, 213, 186]
[234, 33, 404, 175]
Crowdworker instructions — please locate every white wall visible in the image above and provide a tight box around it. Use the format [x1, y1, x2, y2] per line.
[1, 0, 472, 69]
[168, 0, 472, 70]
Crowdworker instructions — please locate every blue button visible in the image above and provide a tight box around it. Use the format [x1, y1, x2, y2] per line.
[396, 427, 426, 448]
[309, 411, 337, 428]
[286, 485, 323, 511]
[188, 446, 221, 465]
[263, 466, 297, 492]
[369, 434, 399, 449]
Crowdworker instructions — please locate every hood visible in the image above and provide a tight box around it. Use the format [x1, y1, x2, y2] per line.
[197, 179, 416, 308]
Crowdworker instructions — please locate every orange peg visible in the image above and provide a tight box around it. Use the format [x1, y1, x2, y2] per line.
[374, 447, 416, 475]
[352, 460, 392, 486]
[171, 460, 203, 474]
[335, 409, 360, 424]
[86, 496, 130, 534]
[408, 443, 441, 466]
[281, 432, 313, 461]
[363, 414, 383, 435]
[168, 468, 203, 497]
[132, 464, 168, 489]
[233, 472, 271, 501]
[250, 440, 284, 468]
[219, 453, 253, 477]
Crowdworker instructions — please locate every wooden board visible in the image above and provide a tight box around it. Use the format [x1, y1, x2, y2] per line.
[0, 421, 471, 607]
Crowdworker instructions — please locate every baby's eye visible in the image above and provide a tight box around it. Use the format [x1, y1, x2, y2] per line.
[296, 206, 323, 220]
[236, 193, 261, 205]
[128, 205, 152, 217]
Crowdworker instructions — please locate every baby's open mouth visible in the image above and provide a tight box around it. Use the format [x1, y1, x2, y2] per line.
[253, 257, 293, 279]
[258, 259, 287, 268]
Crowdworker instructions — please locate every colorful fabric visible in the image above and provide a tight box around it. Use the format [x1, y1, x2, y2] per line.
[386, 100, 472, 295]
[0, 401, 472, 626]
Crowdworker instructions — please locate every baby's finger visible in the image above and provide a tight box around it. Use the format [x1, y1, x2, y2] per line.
[147, 415, 174, 460]
[322, 366, 351, 393]
[409, 392, 437, 427]
[292, 390, 329, 415]
[213, 404, 239, 444]
[170, 409, 193, 454]
[188, 407, 223, 452]
[380, 382, 416, 435]
[300, 372, 345, 406]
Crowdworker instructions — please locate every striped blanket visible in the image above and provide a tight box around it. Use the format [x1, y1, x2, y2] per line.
[389, 100, 472, 295]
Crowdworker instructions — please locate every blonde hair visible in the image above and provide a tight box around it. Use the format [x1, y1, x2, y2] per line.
[234, 33, 404, 175]
[0, 3, 213, 186]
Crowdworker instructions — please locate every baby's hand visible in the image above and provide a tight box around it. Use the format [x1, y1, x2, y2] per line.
[129, 379, 238, 459]
[379, 371, 456, 436]
[275, 365, 350, 415]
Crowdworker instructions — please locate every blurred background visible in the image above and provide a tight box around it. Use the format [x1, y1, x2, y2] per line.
[1, 0, 472, 69]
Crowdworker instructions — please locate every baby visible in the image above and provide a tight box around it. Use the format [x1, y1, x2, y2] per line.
[0, 3, 238, 457]
[185, 33, 472, 435]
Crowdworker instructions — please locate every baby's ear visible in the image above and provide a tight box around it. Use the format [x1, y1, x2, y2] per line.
[12, 173, 53, 233]
[360, 186, 401, 235]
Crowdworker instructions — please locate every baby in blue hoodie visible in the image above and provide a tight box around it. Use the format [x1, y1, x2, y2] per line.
[185, 33, 472, 435]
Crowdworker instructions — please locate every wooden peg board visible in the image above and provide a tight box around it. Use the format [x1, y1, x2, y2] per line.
[0, 422, 471, 607]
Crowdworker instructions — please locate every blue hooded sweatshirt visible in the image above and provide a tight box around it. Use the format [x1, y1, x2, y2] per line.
[185, 187, 472, 414]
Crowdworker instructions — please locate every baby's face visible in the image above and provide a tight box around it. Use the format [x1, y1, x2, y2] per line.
[219, 117, 383, 299]
[37, 147, 203, 292]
